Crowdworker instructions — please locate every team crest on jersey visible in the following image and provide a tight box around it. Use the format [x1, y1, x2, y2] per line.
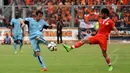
[105, 22, 109, 25]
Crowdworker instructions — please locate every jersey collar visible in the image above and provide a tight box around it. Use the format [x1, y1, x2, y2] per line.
[103, 17, 110, 24]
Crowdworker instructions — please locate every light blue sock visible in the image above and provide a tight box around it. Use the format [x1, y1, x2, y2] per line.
[36, 56, 46, 68]
[13, 42, 17, 52]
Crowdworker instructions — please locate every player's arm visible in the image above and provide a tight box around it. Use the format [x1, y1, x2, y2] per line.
[112, 26, 120, 36]
[111, 21, 120, 36]
[24, 18, 30, 25]
[23, 18, 30, 29]
[43, 20, 52, 29]
[20, 19, 26, 28]
[20, 19, 26, 37]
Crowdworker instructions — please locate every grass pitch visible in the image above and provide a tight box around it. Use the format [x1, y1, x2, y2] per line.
[0, 44, 130, 73]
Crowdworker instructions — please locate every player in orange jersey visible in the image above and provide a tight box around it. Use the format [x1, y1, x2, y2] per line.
[63, 8, 120, 71]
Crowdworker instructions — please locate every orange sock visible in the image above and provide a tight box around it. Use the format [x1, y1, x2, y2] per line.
[106, 57, 111, 66]
[71, 41, 84, 49]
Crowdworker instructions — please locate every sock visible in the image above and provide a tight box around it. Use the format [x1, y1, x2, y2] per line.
[105, 56, 112, 66]
[71, 41, 84, 49]
[38, 37, 49, 46]
[36, 56, 46, 68]
[13, 42, 17, 52]
[19, 41, 23, 51]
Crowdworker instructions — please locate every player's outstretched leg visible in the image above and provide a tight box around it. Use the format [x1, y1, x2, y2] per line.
[63, 41, 84, 52]
[36, 36, 58, 51]
[36, 36, 49, 46]
[102, 50, 113, 71]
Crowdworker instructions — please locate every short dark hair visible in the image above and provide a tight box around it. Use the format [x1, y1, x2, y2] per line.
[101, 8, 110, 16]
[36, 10, 43, 16]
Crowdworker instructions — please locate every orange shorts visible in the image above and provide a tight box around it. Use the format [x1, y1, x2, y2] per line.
[88, 34, 108, 51]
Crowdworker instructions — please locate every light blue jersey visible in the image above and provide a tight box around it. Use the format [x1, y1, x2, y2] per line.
[25, 17, 49, 52]
[25, 18, 49, 40]
[10, 18, 23, 40]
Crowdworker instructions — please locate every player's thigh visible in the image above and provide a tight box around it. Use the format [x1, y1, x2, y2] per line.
[37, 41, 40, 51]
[37, 35, 46, 42]
[13, 35, 18, 41]
[30, 39, 40, 52]
[99, 38, 108, 51]
[88, 36, 99, 44]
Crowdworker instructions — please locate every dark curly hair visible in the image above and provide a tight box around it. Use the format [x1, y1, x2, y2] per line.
[101, 8, 110, 16]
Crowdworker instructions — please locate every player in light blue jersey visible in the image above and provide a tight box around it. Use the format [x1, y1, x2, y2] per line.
[24, 10, 56, 71]
[10, 11, 25, 54]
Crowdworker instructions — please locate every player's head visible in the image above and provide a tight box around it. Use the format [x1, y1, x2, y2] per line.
[32, 12, 36, 18]
[100, 8, 110, 19]
[36, 10, 43, 21]
[15, 11, 21, 19]
[5, 33, 9, 37]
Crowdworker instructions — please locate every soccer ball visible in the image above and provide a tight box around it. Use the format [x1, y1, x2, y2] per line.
[47, 42, 57, 51]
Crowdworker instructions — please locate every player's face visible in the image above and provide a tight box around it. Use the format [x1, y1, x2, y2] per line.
[36, 13, 43, 21]
[15, 13, 20, 18]
[101, 13, 106, 19]
[32, 13, 36, 18]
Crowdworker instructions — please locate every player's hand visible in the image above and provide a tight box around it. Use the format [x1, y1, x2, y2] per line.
[117, 33, 121, 37]
[118, 34, 121, 37]
[35, 36, 39, 40]
[48, 25, 53, 29]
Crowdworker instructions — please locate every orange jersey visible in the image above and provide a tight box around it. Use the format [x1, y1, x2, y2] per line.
[97, 18, 115, 38]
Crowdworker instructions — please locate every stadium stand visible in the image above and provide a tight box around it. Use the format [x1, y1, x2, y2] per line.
[0, 0, 130, 42]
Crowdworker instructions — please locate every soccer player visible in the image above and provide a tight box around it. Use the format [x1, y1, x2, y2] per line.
[63, 8, 120, 71]
[10, 11, 25, 54]
[24, 10, 54, 71]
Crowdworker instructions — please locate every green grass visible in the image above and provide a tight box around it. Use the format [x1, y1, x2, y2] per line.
[0, 44, 130, 73]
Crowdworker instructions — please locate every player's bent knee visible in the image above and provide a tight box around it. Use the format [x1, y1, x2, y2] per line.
[35, 52, 40, 56]
[33, 51, 40, 57]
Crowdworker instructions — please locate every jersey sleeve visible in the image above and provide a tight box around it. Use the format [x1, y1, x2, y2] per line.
[43, 20, 49, 26]
[19, 18, 22, 20]
[24, 18, 31, 25]
[110, 20, 115, 28]
[43, 20, 49, 29]
[24, 18, 31, 21]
